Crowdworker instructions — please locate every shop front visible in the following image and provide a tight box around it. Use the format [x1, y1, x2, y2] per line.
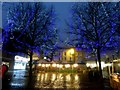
[110, 59, 120, 90]
[14, 55, 29, 69]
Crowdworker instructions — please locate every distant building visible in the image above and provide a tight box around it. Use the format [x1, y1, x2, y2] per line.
[53, 47, 86, 64]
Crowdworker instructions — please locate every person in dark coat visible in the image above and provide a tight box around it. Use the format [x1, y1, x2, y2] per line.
[88, 69, 94, 81]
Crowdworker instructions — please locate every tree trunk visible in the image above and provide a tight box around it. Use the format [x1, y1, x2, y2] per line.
[28, 51, 33, 89]
[50, 52, 53, 61]
[29, 51, 33, 77]
[96, 47, 104, 89]
[96, 47, 103, 78]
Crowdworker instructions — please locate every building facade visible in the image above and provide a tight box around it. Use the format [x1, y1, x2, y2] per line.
[53, 47, 86, 64]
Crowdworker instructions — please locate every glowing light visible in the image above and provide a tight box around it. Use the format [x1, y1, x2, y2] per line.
[86, 63, 97, 68]
[66, 74, 71, 81]
[101, 62, 105, 67]
[2, 62, 6, 65]
[14, 55, 29, 69]
[45, 73, 48, 81]
[15, 55, 29, 62]
[65, 64, 70, 68]
[41, 74, 44, 81]
[32, 57, 39, 60]
[113, 59, 120, 62]
[46, 64, 50, 67]
[14, 62, 26, 69]
[75, 74, 79, 81]
[52, 64, 57, 67]
[59, 65, 63, 68]
[86, 61, 108, 69]
[38, 64, 41, 66]
[44, 57, 47, 59]
[42, 64, 45, 67]
[69, 49, 74, 54]
[118, 64, 120, 67]
[105, 63, 112, 66]
[73, 64, 78, 67]
[56, 64, 59, 68]
[51, 74, 56, 81]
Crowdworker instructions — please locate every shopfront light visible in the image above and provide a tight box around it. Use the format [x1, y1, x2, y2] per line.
[65, 64, 70, 68]
[73, 64, 78, 67]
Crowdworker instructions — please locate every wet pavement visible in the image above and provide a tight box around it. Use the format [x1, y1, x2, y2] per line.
[2, 70, 112, 90]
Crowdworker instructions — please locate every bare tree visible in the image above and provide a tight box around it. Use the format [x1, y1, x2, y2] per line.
[68, 2, 120, 78]
[4, 2, 57, 76]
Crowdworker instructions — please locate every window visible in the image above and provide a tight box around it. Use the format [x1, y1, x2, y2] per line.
[64, 52, 66, 56]
[70, 57, 71, 62]
[64, 57, 66, 60]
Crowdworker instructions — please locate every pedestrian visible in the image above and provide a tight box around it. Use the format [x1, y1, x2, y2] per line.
[88, 69, 93, 81]
[0, 66, 2, 78]
[2, 64, 8, 78]
[94, 70, 100, 80]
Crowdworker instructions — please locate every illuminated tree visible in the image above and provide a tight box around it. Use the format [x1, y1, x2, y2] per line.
[68, 2, 120, 78]
[3, 2, 57, 76]
[103, 2, 120, 58]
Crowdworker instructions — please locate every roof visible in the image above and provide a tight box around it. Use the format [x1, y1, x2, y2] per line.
[37, 59, 55, 64]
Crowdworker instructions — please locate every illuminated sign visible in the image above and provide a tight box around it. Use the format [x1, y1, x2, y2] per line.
[15, 55, 29, 62]
[14, 55, 30, 69]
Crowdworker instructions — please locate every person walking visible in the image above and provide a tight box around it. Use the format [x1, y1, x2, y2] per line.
[2, 64, 8, 78]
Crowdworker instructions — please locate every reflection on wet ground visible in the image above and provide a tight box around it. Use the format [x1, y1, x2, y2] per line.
[35, 72, 81, 89]
[9, 70, 29, 88]
[3, 70, 111, 90]
[9, 70, 87, 89]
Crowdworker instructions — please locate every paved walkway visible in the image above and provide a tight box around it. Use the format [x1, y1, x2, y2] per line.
[2, 70, 112, 90]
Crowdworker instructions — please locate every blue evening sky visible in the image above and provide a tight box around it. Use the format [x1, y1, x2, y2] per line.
[2, 2, 75, 41]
